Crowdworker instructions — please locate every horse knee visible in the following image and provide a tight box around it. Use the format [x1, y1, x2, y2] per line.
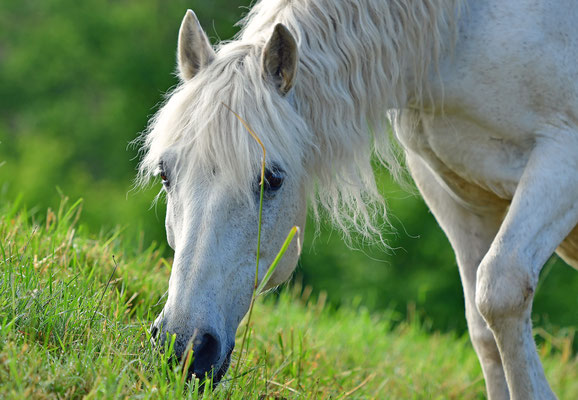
[475, 250, 536, 326]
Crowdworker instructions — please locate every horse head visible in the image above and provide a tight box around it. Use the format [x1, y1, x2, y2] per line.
[142, 10, 309, 383]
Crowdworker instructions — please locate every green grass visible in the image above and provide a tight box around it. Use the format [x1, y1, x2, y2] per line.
[1, 201, 577, 399]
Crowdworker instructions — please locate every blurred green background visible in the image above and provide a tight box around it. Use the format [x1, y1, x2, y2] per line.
[1, 0, 576, 335]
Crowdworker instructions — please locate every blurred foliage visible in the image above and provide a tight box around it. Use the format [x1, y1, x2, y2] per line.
[1, 0, 576, 334]
[0, 0, 250, 245]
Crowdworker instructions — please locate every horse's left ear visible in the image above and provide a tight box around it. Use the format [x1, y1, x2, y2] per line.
[262, 24, 298, 95]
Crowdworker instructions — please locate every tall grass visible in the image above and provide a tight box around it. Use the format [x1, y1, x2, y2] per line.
[1, 199, 577, 399]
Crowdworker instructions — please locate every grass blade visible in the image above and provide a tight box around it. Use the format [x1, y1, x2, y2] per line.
[256, 226, 300, 295]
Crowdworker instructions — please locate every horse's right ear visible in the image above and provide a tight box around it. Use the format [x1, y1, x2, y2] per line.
[262, 24, 298, 95]
[177, 10, 215, 81]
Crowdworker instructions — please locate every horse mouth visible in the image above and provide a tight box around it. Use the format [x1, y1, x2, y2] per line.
[214, 348, 233, 384]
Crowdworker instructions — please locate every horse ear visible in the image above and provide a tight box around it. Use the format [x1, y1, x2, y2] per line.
[177, 10, 215, 81]
[262, 24, 298, 95]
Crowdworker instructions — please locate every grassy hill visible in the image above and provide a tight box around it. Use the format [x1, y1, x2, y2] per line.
[1, 200, 577, 399]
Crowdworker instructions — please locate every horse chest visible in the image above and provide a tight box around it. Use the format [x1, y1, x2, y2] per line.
[429, 114, 529, 197]
[397, 111, 531, 213]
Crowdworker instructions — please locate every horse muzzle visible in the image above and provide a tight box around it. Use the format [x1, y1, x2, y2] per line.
[150, 318, 234, 385]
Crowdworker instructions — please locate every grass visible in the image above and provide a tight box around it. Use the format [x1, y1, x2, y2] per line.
[1, 200, 577, 399]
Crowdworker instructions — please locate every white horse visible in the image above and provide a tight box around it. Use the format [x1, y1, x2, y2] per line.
[139, 1, 578, 398]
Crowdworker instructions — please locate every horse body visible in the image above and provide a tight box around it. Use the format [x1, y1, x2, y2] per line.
[402, 2, 578, 398]
[140, 1, 578, 398]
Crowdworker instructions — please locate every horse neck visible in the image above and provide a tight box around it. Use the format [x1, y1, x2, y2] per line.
[241, 0, 463, 148]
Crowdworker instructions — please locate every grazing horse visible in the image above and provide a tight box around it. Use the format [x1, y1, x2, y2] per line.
[138, 0, 578, 398]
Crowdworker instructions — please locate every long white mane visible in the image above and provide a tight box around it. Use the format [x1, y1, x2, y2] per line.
[138, 0, 463, 239]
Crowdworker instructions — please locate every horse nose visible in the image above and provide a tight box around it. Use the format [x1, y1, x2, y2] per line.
[188, 332, 222, 379]
[149, 317, 225, 382]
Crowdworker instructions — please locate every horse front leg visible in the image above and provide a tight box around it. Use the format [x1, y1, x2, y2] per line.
[406, 151, 510, 400]
[475, 124, 578, 400]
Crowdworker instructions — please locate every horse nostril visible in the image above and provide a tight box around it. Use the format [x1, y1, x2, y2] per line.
[150, 324, 159, 339]
[191, 333, 221, 378]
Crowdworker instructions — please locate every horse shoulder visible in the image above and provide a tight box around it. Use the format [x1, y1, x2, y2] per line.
[404, 0, 578, 211]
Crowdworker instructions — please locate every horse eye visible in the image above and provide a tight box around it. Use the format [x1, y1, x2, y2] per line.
[264, 168, 285, 191]
[159, 162, 170, 187]
[160, 172, 169, 185]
